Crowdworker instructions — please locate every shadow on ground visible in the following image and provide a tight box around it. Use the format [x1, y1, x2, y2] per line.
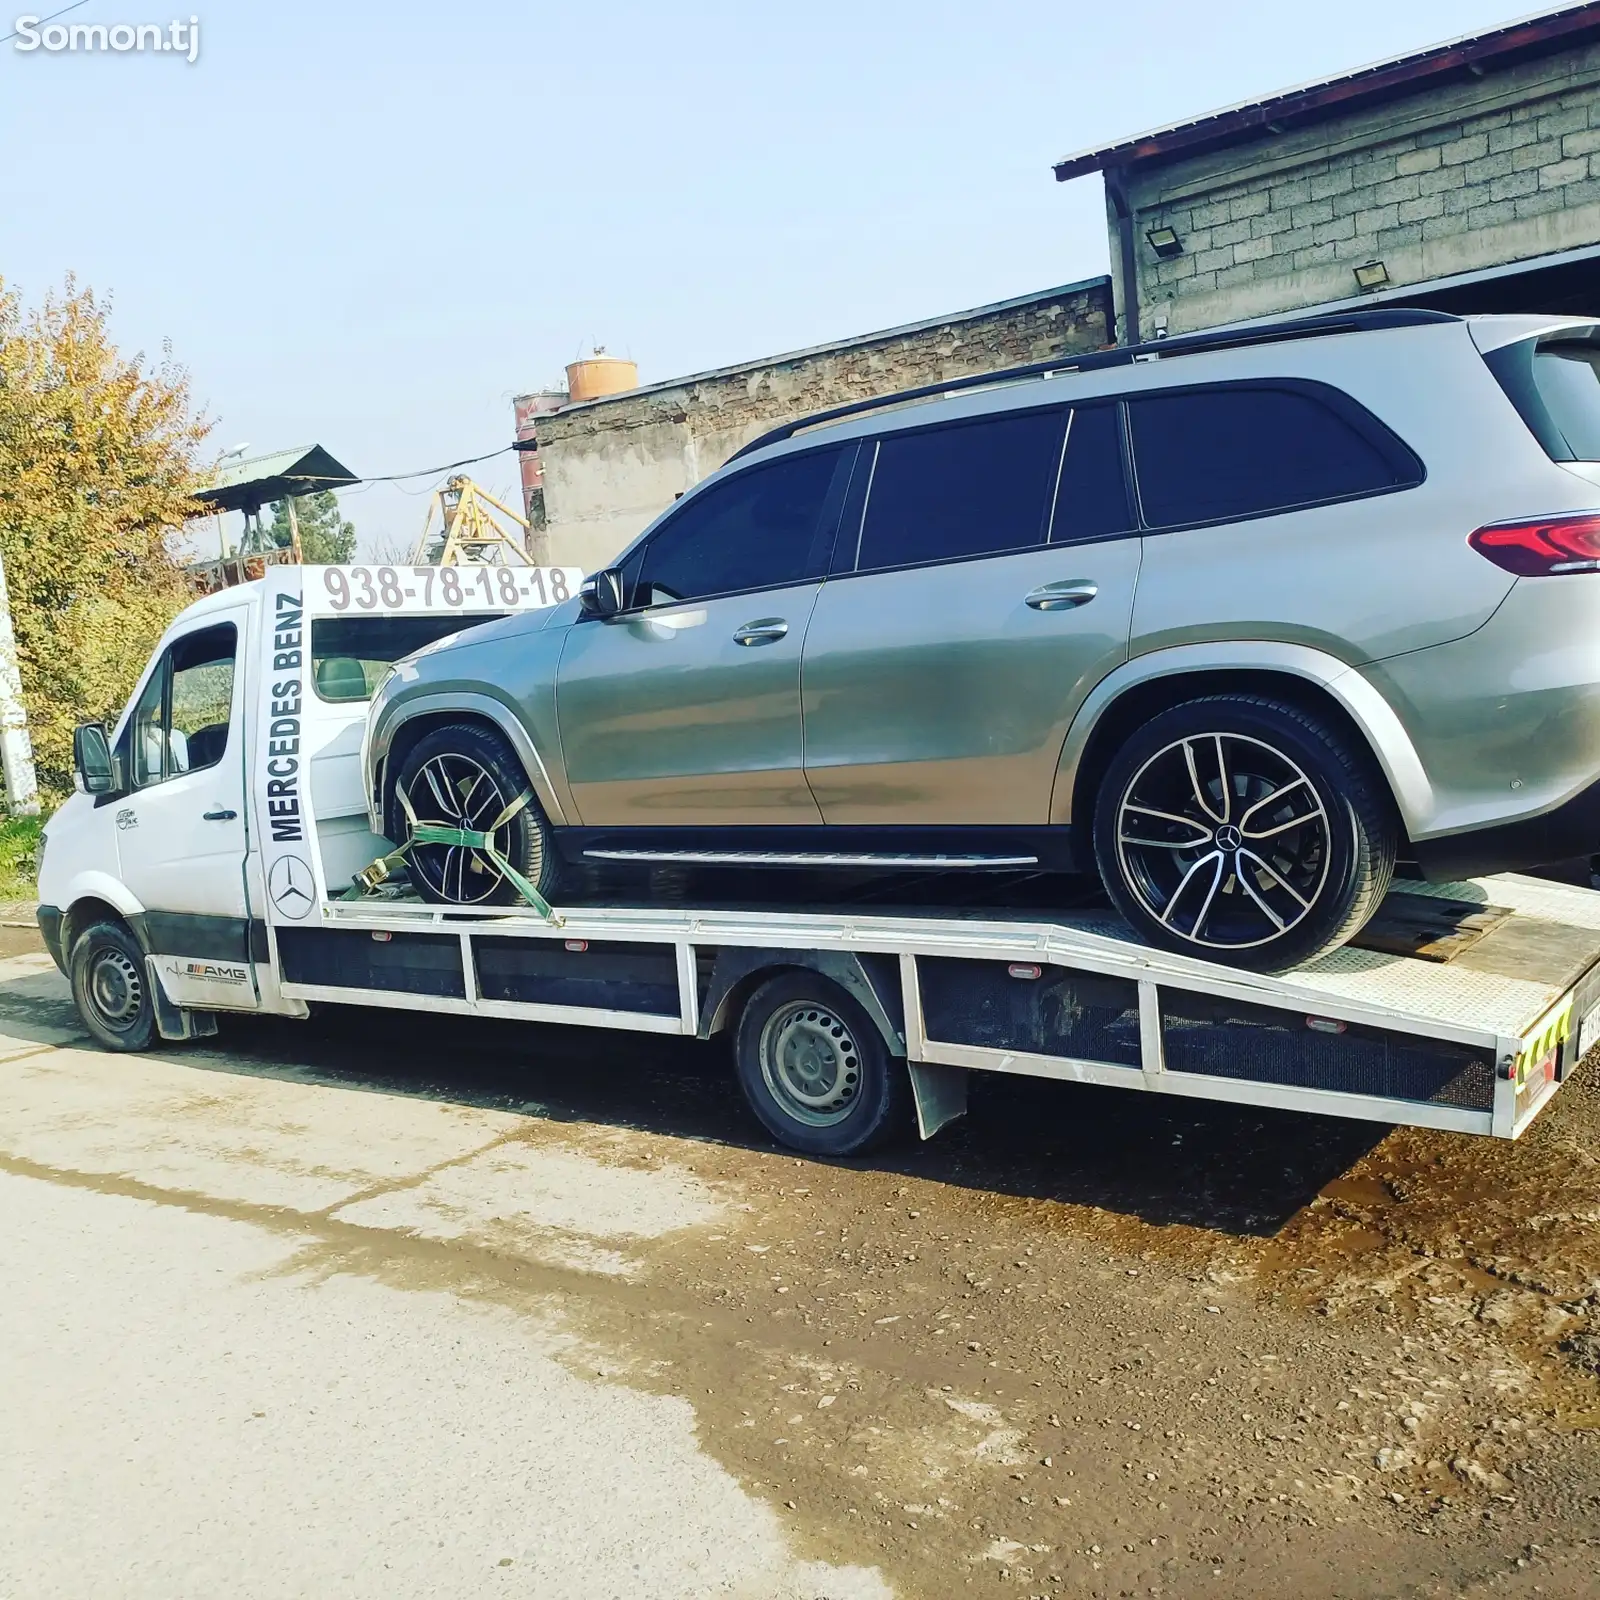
[203, 997, 1384, 1241]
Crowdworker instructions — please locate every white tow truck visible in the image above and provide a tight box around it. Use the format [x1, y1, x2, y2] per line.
[37, 565, 1600, 1156]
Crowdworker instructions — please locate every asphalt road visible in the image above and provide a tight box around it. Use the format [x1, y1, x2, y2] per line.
[1, 943, 1598, 1599]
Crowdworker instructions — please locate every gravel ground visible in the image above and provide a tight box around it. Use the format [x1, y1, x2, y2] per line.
[0, 942, 1597, 1599]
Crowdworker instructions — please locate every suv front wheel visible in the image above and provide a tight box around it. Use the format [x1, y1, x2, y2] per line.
[1092, 695, 1396, 973]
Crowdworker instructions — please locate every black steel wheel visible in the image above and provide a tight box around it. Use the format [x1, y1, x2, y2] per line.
[70, 919, 156, 1052]
[1092, 695, 1396, 972]
[734, 972, 909, 1157]
[391, 722, 561, 908]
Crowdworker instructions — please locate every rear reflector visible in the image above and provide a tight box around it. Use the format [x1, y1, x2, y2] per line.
[1469, 512, 1600, 575]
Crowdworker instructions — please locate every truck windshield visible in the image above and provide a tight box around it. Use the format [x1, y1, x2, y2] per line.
[310, 613, 507, 703]
[1485, 333, 1600, 461]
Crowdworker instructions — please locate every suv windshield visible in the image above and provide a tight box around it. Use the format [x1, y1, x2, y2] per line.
[1485, 333, 1600, 461]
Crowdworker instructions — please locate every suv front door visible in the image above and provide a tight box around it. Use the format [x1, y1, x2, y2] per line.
[801, 404, 1141, 841]
[555, 445, 852, 828]
[112, 611, 255, 989]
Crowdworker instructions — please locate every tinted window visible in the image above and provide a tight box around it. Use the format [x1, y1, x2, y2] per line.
[856, 408, 1066, 572]
[636, 447, 842, 605]
[1128, 386, 1406, 528]
[1529, 344, 1600, 459]
[310, 613, 508, 703]
[1050, 405, 1135, 544]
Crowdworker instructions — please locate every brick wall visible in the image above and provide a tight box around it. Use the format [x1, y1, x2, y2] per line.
[1119, 40, 1600, 335]
[530, 280, 1111, 573]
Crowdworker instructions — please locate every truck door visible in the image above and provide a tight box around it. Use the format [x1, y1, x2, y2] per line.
[112, 606, 257, 1002]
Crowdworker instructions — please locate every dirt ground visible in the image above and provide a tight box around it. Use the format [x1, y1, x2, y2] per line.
[2, 928, 1598, 1599]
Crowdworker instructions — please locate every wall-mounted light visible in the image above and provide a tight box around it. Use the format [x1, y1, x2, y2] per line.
[1353, 260, 1390, 292]
[1145, 225, 1183, 259]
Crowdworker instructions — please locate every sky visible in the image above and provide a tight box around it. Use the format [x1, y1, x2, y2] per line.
[0, 0, 1554, 556]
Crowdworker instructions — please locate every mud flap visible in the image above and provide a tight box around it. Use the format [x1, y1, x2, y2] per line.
[906, 1059, 968, 1141]
[145, 956, 220, 1042]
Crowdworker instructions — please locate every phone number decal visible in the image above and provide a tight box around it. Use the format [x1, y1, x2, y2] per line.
[317, 565, 582, 613]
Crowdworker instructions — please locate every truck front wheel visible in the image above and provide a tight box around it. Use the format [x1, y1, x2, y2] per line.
[70, 919, 156, 1052]
[733, 972, 909, 1157]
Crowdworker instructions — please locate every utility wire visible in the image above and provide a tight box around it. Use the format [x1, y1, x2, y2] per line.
[1, 1, 88, 43]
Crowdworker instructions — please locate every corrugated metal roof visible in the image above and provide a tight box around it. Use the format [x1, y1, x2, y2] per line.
[1053, 2, 1600, 181]
[192, 444, 358, 512]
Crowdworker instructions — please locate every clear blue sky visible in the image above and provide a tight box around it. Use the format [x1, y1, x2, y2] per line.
[0, 0, 1541, 555]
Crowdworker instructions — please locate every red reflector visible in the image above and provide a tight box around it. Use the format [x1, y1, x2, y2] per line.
[1008, 963, 1042, 981]
[564, 939, 588, 953]
[370, 930, 392, 943]
[1305, 1015, 1346, 1035]
[1468, 512, 1600, 575]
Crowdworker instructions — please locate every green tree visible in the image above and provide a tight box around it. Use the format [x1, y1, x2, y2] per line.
[0, 275, 208, 800]
[266, 490, 356, 564]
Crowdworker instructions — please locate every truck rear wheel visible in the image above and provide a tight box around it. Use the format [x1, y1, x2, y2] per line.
[70, 919, 156, 1052]
[733, 972, 908, 1157]
[391, 723, 562, 908]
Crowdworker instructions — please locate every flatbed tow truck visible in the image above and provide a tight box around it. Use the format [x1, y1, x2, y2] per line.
[37, 566, 1600, 1155]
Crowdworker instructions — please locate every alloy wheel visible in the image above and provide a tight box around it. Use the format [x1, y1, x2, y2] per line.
[1113, 732, 1332, 952]
[400, 751, 528, 905]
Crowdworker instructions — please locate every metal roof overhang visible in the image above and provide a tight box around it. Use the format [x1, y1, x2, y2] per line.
[1053, 2, 1600, 181]
[191, 444, 358, 514]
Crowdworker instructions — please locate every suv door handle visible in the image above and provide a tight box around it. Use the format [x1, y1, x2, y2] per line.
[1025, 580, 1098, 611]
[203, 807, 237, 821]
[733, 618, 789, 646]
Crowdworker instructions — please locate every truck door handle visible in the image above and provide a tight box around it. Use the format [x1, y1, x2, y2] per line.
[733, 618, 789, 646]
[203, 807, 237, 821]
[1025, 580, 1098, 611]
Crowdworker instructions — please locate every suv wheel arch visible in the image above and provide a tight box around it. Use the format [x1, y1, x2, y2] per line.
[1054, 644, 1432, 839]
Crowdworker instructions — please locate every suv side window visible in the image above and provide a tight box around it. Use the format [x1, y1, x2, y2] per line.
[634, 446, 844, 607]
[855, 408, 1066, 573]
[1127, 384, 1412, 529]
[128, 622, 238, 787]
[1050, 404, 1135, 545]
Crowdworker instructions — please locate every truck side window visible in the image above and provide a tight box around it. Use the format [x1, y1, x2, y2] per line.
[130, 623, 238, 787]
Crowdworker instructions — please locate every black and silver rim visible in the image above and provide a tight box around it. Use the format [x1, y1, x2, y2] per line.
[1114, 732, 1331, 951]
[88, 946, 143, 1032]
[758, 1001, 862, 1128]
[401, 752, 531, 905]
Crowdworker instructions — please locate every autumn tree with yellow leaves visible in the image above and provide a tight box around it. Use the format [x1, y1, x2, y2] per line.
[0, 276, 211, 800]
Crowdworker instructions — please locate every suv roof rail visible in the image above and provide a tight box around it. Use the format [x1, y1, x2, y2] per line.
[728, 307, 1460, 462]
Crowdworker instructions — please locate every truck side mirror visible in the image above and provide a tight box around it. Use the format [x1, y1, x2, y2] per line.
[578, 568, 624, 620]
[73, 723, 118, 795]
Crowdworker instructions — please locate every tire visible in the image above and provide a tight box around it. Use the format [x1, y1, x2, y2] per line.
[734, 972, 909, 1157]
[70, 919, 156, 1052]
[1091, 694, 1396, 973]
[391, 722, 564, 908]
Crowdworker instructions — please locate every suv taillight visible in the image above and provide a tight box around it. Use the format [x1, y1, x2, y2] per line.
[1469, 512, 1600, 575]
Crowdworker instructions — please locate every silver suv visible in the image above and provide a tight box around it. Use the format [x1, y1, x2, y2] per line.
[365, 309, 1600, 972]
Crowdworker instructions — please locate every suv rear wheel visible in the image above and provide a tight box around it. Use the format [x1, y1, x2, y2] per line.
[1092, 694, 1396, 972]
[391, 722, 563, 908]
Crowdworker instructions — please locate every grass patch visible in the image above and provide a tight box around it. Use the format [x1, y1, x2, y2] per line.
[0, 815, 44, 900]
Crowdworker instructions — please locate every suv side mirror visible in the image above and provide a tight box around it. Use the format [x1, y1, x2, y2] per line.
[579, 567, 624, 620]
[73, 722, 118, 795]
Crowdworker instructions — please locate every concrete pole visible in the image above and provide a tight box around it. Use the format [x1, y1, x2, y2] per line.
[0, 543, 40, 816]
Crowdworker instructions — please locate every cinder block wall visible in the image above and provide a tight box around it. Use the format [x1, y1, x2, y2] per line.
[533, 281, 1111, 573]
[1119, 40, 1600, 336]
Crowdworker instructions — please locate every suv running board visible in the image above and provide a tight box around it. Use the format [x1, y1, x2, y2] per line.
[582, 848, 1041, 868]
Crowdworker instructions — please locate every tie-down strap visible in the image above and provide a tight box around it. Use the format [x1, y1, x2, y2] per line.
[345, 786, 561, 926]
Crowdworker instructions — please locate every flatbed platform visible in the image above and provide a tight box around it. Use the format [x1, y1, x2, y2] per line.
[272, 869, 1600, 1145]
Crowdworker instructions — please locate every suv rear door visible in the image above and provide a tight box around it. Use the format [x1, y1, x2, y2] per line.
[801, 403, 1141, 829]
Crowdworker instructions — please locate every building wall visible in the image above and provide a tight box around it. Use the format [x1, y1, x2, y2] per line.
[531, 280, 1112, 573]
[1117, 39, 1600, 336]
